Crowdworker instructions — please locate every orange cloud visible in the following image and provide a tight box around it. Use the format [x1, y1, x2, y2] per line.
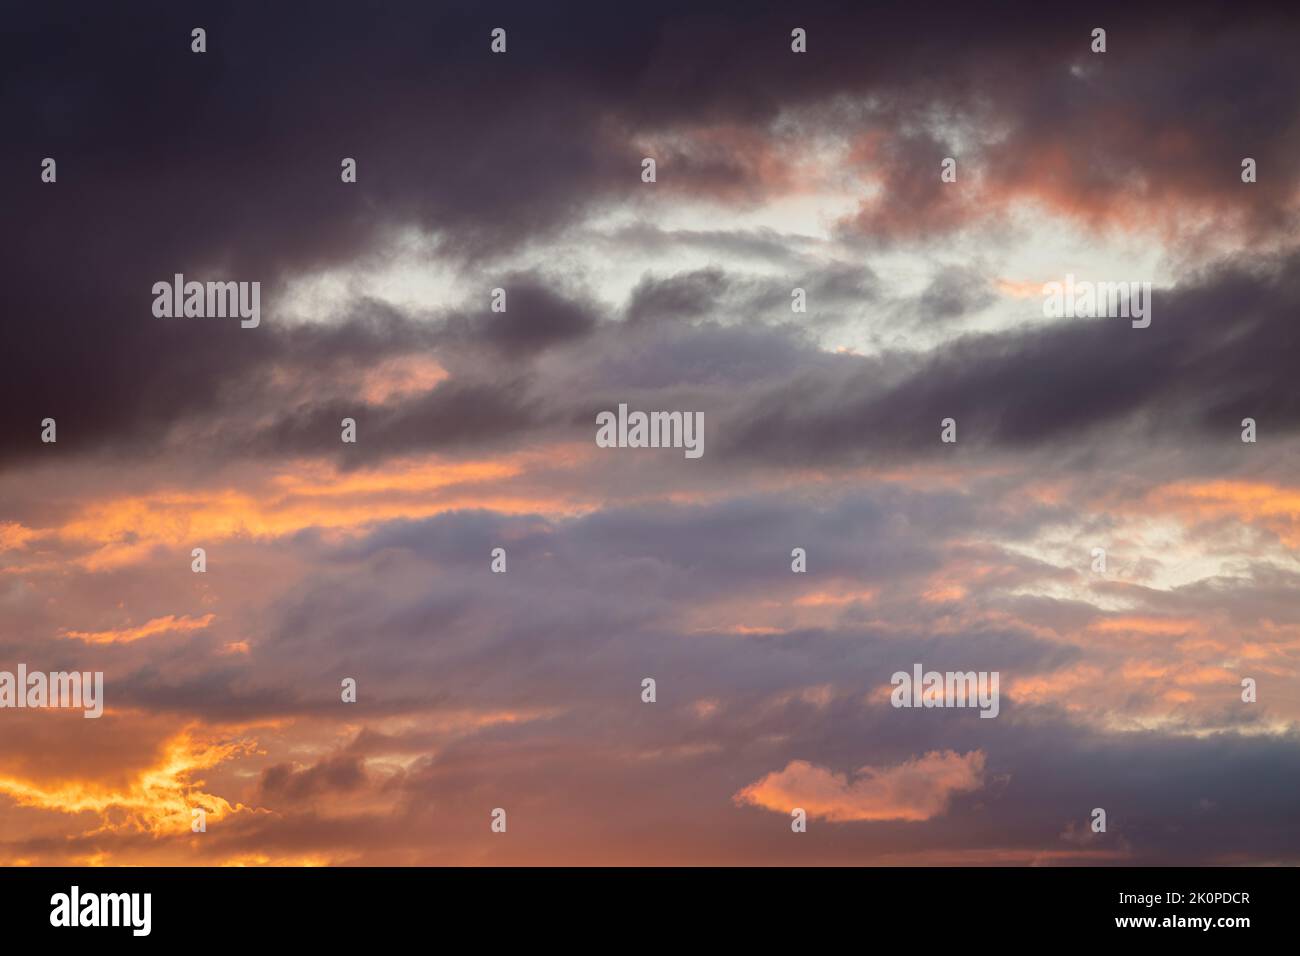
[995, 277, 1047, 299]
[0, 521, 38, 551]
[46, 447, 600, 570]
[734, 750, 986, 822]
[62, 613, 217, 645]
[1009, 664, 1106, 705]
[0, 726, 260, 847]
[793, 587, 878, 607]
[358, 355, 448, 405]
[1093, 616, 1202, 637]
[1142, 479, 1300, 547]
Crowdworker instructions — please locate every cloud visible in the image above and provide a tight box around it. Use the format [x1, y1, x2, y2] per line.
[0, 724, 258, 837]
[62, 613, 217, 645]
[3, 0, 1300, 866]
[734, 750, 987, 822]
[261, 754, 368, 801]
[721, 252, 1300, 465]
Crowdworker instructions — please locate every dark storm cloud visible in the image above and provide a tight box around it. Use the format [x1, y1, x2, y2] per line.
[247, 372, 545, 460]
[626, 269, 731, 324]
[625, 260, 880, 330]
[611, 224, 816, 266]
[261, 753, 368, 801]
[916, 265, 997, 323]
[38, 244, 1298, 471]
[1, 243, 1295, 478]
[720, 252, 1300, 464]
[840, 128, 972, 241]
[3, 0, 1298, 471]
[0, 270, 603, 468]
[442, 275, 600, 356]
[0, 0, 636, 471]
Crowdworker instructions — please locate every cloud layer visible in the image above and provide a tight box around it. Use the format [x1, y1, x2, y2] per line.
[2, 0, 1298, 865]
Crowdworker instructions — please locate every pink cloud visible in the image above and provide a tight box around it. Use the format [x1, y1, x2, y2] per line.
[734, 750, 987, 823]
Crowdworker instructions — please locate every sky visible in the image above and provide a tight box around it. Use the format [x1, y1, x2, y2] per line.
[1, 0, 1299, 865]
